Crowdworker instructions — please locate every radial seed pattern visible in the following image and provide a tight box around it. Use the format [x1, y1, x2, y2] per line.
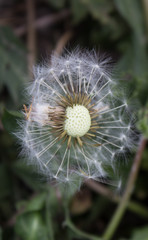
[17, 50, 134, 187]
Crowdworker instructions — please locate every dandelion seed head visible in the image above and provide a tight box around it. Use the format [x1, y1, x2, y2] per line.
[16, 49, 136, 189]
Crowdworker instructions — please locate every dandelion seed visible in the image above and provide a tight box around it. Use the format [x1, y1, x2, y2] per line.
[17, 49, 135, 188]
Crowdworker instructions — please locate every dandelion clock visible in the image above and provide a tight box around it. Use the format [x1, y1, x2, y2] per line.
[17, 50, 134, 189]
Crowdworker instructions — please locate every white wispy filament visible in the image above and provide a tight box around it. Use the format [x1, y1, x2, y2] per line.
[17, 50, 135, 188]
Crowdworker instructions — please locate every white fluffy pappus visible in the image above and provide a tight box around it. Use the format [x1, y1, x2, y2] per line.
[16, 49, 136, 189]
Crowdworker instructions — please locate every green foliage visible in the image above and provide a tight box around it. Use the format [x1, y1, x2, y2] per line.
[115, 0, 148, 80]
[131, 226, 148, 240]
[141, 149, 148, 171]
[23, 193, 46, 213]
[114, 0, 144, 38]
[15, 212, 48, 240]
[137, 104, 148, 138]
[80, 0, 114, 24]
[70, 0, 88, 23]
[0, 27, 27, 107]
[2, 109, 23, 132]
[15, 193, 47, 240]
[1, 0, 148, 240]
[12, 161, 47, 191]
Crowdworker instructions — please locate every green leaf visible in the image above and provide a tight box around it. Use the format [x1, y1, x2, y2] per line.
[15, 212, 48, 240]
[115, 0, 148, 82]
[117, 37, 148, 78]
[12, 161, 47, 191]
[131, 226, 148, 240]
[114, 0, 144, 40]
[0, 26, 27, 105]
[70, 0, 88, 23]
[25, 193, 46, 212]
[81, 0, 113, 24]
[45, 192, 55, 240]
[137, 104, 148, 138]
[2, 109, 23, 132]
[16, 193, 46, 214]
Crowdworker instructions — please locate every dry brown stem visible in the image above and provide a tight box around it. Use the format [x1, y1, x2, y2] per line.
[26, 0, 36, 77]
[14, 9, 71, 36]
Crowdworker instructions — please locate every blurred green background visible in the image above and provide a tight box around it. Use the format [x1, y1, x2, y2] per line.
[0, 0, 148, 240]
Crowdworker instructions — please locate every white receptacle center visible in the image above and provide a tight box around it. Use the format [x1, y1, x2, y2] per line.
[64, 105, 91, 137]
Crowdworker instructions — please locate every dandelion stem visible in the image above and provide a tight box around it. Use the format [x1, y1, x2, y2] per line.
[66, 149, 70, 179]
[102, 137, 147, 240]
[46, 190, 55, 240]
[64, 201, 102, 240]
[86, 180, 148, 219]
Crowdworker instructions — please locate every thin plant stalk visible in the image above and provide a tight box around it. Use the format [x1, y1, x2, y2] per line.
[64, 201, 102, 240]
[86, 180, 148, 219]
[103, 137, 147, 240]
[46, 191, 55, 240]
